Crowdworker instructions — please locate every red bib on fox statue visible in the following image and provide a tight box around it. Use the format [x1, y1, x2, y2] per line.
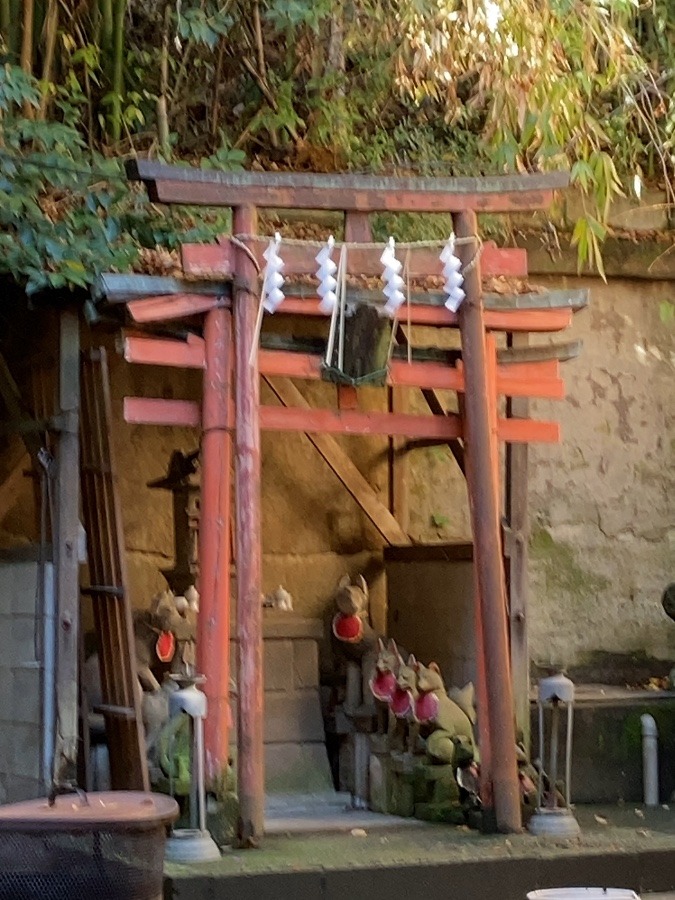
[331, 612, 364, 644]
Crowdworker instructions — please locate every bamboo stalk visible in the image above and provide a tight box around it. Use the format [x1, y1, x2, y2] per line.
[156, 1, 171, 157]
[110, 0, 126, 142]
[101, 0, 113, 56]
[20, 0, 35, 116]
[37, 0, 58, 120]
[0, 0, 11, 47]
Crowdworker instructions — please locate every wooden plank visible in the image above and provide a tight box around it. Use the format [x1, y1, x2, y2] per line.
[389, 386, 409, 533]
[128, 160, 569, 212]
[53, 310, 81, 783]
[257, 350, 564, 399]
[123, 397, 201, 427]
[183, 239, 527, 280]
[0, 448, 30, 525]
[269, 297, 574, 331]
[505, 332, 531, 749]
[498, 418, 559, 444]
[124, 334, 206, 369]
[127, 293, 228, 324]
[259, 403, 559, 442]
[265, 377, 410, 545]
[394, 324, 465, 475]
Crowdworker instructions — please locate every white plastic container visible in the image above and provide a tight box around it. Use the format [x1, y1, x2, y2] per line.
[527, 891, 640, 900]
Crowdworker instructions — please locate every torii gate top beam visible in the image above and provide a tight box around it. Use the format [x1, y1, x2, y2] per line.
[126, 161, 570, 213]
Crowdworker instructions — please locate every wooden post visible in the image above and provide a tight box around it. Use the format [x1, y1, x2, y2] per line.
[457, 377, 493, 816]
[53, 309, 80, 784]
[198, 306, 234, 781]
[505, 332, 531, 751]
[233, 206, 265, 847]
[454, 210, 521, 834]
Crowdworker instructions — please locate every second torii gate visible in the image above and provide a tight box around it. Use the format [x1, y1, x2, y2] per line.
[99, 166, 583, 844]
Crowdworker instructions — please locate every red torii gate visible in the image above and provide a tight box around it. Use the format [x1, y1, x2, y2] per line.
[108, 165, 578, 844]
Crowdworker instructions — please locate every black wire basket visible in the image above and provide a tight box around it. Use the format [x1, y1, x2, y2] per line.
[0, 791, 178, 900]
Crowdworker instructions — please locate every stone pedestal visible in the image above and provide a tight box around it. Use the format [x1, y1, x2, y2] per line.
[230, 611, 332, 793]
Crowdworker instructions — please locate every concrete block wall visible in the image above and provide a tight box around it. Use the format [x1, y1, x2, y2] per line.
[229, 612, 333, 793]
[0, 560, 47, 804]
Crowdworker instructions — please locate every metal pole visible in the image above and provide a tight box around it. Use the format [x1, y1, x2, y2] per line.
[549, 702, 559, 809]
[233, 206, 265, 847]
[565, 704, 574, 808]
[198, 306, 234, 781]
[454, 209, 521, 833]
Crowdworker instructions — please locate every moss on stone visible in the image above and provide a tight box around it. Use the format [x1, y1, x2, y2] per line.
[530, 526, 610, 603]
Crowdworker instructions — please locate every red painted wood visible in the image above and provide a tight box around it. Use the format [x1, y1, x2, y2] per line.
[497, 418, 560, 443]
[257, 351, 564, 399]
[198, 307, 234, 780]
[182, 240, 527, 279]
[182, 242, 232, 278]
[260, 405, 462, 438]
[124, 334, 206, 369]
[122, 393, 559, 442]
[269, 297, 573, 331]
[456, 209, 521, 832]
[122, 397, 201, 427]
[233, 205, 265, 848]
[153, 178, 558, 213]
[337, 385, 359, 410]
[127, 293, 227, 323]
[258, 405, 559, 443]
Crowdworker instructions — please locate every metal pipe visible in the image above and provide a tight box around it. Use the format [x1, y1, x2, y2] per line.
[565, 702, 574, 808]
[198, 306, 234, 781]
[549, 702, 559, 809]
[454, 209, 521, 833]
[537, 701, 544, 809]
[233, 206, 265, 847]
[641, 713, 658, 807]
[41, 562, 56, 791]
[195, 713, 207, 832]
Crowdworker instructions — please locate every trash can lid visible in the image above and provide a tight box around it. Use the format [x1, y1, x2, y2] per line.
[0, 791, 179, 833]
[527, 891, 640, 899]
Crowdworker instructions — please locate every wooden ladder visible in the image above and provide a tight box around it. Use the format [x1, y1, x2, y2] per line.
[80, 348, 149, 790]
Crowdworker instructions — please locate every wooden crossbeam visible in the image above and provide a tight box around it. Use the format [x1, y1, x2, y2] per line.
[128, 161, 569, 213]
[127, 294, 228, 324]
[270, 299, 574, 331]
[124, 339, 564, 400]
[123, 397, 201, 427]
[264, 378, 409, 545]
[123, 394, 559, 442]
[123, 334, 206, 368]
[182, 240, 528, 280]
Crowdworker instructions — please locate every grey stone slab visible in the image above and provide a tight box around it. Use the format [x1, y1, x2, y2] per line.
[263, 639, 294, 693]
[8, 722, 41, 779]
[1, 563, 39, 616]
[264, 691, 325, 744]
[11, 665, 41, 725]
[264, 744, 332, 794]
[10, 616, 38, 666]
[293, 640, 319, 689]
[0, 666, 13, 720]
[5, 774, 42, 803]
